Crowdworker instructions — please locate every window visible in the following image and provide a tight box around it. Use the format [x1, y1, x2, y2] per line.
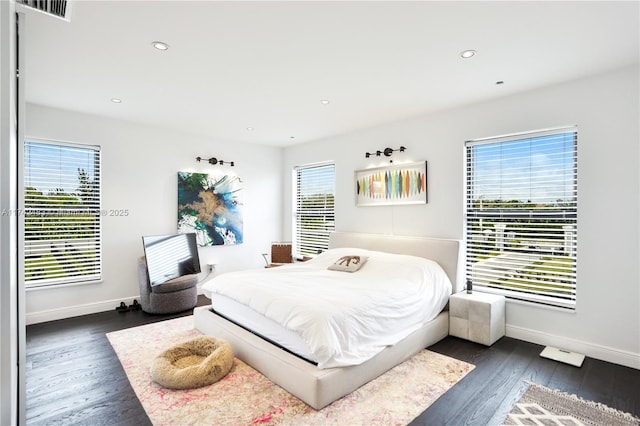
[465, 127, 577, 309]
[294, 162, 335, 257]
[23, 140, 102, 287]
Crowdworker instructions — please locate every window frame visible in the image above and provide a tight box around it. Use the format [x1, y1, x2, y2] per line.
[464, 126, 578, 309]
[293, 161, 336, 258]
[22, 138, 102, 288]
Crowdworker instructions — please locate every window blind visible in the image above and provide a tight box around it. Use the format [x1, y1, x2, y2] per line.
[294, 162, 335, 257]
[465, 127, 577, 309]
[24, 140, 102, 287]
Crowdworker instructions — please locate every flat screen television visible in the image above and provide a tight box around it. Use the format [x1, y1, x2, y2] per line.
[142, 232, 201, 286]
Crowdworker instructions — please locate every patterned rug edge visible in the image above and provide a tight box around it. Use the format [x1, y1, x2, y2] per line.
[503, 381, 640, 426]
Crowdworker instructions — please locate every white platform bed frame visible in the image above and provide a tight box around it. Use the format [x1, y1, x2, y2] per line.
[194, 231, 462, 410]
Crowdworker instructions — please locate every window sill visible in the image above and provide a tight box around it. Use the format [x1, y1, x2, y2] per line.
[472, 287, 576, 312]
[25, 279, 102, 291]
[504, 295, 577, 313]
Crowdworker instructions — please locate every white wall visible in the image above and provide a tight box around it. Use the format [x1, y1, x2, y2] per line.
[24, 104, 283, 324]
[283, 65, 640, 369]
[1, 1, 19, 424]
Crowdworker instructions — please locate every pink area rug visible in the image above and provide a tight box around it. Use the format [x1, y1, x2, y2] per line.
[107, 316, 474, 425]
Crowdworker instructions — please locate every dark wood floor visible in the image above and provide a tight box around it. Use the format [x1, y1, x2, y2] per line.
[412, 336, 640, 425]
[26, 297, 640, 425]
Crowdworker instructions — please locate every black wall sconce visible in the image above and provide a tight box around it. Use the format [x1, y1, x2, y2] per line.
[196, 156, 235, 166]
[365, 146, 406, 158]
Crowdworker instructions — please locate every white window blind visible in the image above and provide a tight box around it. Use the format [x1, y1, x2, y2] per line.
[294, 162, 335, 257]
[465, 127, 577, 309]
[24, 140, 102, 287]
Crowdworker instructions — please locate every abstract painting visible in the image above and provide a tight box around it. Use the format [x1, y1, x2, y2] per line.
[177, 172, 243, 246]
[355, 161, 427, 206]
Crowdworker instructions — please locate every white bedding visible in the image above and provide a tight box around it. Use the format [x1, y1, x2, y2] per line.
[212, 293, 318, 362]
[201, 247, 452, 368]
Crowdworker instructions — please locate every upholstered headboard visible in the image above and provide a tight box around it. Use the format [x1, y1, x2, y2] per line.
[328, 232, 463, 293]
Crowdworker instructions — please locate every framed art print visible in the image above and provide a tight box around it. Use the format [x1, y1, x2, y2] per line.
[177, 171, 243, 246]
[355, 161, 427, 206]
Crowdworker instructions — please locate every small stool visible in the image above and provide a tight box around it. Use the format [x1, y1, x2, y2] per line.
[449, 292, 505, 346]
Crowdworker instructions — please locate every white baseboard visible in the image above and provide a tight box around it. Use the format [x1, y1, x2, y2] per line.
[26, 288, 206, 325]
[25, 296, 140, 325]
[506, 324, 640, 370]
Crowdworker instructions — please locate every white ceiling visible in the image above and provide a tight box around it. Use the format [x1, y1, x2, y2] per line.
[20, 1, 639, 147]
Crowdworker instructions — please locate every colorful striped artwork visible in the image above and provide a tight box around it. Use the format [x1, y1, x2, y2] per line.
[355, 161, 427, 206]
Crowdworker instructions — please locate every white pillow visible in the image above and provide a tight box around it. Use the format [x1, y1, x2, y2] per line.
[327, 255, 368, 272]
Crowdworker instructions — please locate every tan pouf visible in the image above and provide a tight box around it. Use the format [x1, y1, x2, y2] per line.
[151, 336, 234, 389]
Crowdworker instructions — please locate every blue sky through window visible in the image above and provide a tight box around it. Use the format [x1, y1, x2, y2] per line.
[471, 132, 576, 205]
[297, 164, 335, 196]
[25, 141, 98, 195]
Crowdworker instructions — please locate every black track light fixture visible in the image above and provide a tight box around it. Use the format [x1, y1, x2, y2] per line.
[365, 146, 406, 158]
[196, 156, 235, 166]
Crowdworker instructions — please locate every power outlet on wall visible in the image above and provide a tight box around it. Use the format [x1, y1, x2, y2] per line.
[207, 263, 216, 273]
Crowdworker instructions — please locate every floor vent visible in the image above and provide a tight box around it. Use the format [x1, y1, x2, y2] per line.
[17, 0, 71, 21]
[540, 346, 585, 367]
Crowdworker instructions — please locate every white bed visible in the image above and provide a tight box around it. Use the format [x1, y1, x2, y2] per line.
[194, 231, 462, 409]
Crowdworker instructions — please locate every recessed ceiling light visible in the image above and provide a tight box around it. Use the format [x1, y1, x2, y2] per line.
[151, 41, 169, 51]
[246, 127, 254, 131]
[110, 98, 122, 103]
[460, 49, 476, 58]
[320, 99, 330, 105]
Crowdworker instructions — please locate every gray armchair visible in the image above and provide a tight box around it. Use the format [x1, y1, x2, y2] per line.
[137, 256, 198, 314]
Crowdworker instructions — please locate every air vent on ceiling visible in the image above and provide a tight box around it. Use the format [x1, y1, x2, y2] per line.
[17, 0, 71, 21]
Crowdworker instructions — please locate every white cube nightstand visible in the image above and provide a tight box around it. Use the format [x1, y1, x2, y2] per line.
[449, 291, 505, 346]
